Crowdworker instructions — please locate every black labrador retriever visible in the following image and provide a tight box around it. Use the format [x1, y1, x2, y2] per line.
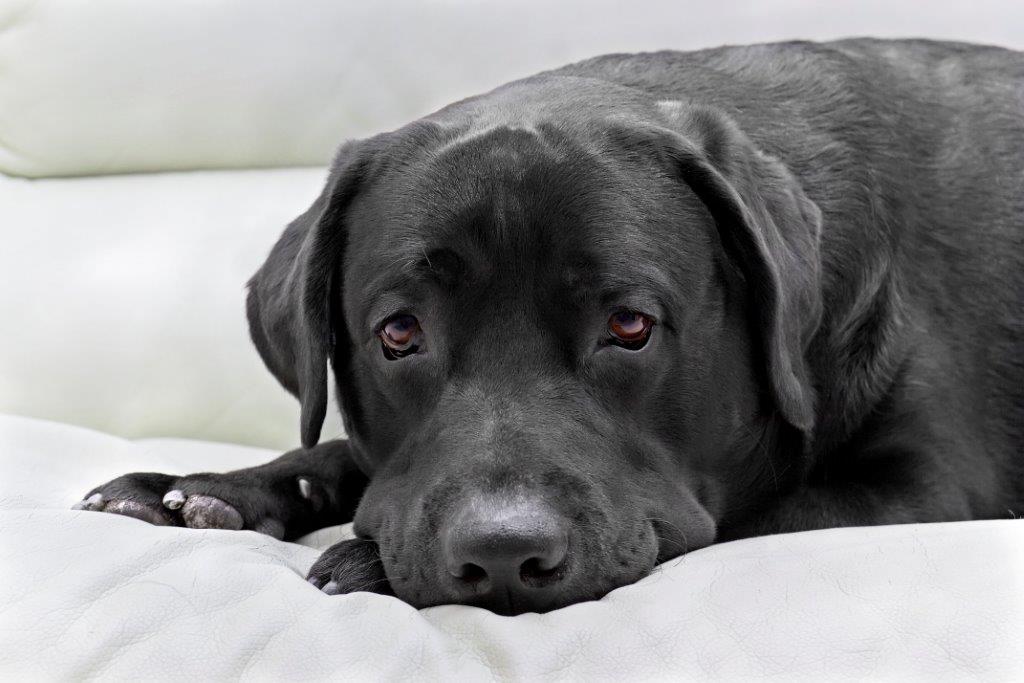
[76, 38, 1024, 615]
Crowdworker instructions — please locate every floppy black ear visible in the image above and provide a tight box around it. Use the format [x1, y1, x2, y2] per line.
[246, 140, 377, 448]
[640, 107, 824, 433]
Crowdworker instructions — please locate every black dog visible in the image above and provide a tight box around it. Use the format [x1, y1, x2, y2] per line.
[76, 38, 1024, 615]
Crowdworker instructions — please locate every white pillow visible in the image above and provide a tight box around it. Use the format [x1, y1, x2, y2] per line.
[2, 414, 1022, 679]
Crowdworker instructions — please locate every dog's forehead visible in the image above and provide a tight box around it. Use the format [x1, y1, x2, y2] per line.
[345, 123, 711, 321]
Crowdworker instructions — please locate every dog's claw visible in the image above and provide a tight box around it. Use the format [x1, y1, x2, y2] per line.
[71, 492, 104, 511]
[162, 489, 186, 510]
[181, 495, 243, 530]
[72, 492, 101, 510]
[321, 581, 340, 595]
[298, 478, 312, 500]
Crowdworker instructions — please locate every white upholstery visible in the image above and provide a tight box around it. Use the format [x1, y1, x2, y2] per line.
[1, 414, 1022, 679]
[1, 0, 1022, 178]
[0, 167, 344, 451]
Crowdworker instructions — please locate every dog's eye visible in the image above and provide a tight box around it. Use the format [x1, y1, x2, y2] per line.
[379, 314, 421, 359]
[607, 310, 653, 350]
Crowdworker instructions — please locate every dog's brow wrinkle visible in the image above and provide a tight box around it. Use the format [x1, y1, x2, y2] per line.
[655, 99, 685, 115]
[433, 123, 540, 156]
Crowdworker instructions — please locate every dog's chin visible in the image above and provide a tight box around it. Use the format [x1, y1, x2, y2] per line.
[384, 562, 658, 616]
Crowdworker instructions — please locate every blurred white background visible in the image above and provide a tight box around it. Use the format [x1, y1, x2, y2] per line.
[1, 0, 1021, 449]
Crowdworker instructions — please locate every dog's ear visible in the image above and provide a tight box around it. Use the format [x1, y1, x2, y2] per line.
[246, 139, 378, 448]
[629, 106, 824, 433]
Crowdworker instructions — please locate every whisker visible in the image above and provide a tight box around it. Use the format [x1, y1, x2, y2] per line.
[653, 534, 687, 552]
[329, 558, 385, 576]
[644, 516, 690, 556]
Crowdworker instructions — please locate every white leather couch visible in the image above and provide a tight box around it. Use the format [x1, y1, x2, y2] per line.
[1, 1, 1022, 679]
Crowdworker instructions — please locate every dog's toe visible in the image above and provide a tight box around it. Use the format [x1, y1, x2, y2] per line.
[103, 499, 175, 525]
[73, 473, 182, 527]
[181, 494, 244, 530]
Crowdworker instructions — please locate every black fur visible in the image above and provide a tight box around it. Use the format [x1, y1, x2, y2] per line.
[83, 39, 1024, 614]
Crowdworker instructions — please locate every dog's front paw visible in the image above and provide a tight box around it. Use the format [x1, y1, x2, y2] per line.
[307, 539, 393, 596]
[72, 470, 325, 539]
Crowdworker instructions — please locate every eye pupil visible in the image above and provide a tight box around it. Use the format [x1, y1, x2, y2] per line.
[385, 316, 414, 341]
[379, 315, 421, 358]
[612, 312, 643, 336]
[608, 311, 653, 349]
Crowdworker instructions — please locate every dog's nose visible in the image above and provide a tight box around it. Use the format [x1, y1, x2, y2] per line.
[443, 497, 570, 613]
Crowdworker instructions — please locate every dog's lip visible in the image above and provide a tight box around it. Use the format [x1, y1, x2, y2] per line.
[469, 587, 559, 616]
[650, 521, 688, 563]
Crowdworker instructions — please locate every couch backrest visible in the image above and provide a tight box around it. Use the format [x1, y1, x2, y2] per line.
[0, 167, 348, 450]
[2, 0, 1021, 178]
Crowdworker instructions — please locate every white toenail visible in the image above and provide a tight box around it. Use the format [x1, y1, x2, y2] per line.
[298, 478, 312, 499]
[163, 490, 186, 509]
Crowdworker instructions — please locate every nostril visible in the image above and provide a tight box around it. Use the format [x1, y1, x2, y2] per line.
[455, 562, 488, 583]
[519, 556, 566, 588]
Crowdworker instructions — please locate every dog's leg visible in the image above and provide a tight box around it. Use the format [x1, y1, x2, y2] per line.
[72, 440, 367, 540]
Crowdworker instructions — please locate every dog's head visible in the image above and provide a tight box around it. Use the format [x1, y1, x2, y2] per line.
[248, 86, 822, 614]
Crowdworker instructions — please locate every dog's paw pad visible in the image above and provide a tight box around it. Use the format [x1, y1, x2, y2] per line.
[181, 495, 244, 530]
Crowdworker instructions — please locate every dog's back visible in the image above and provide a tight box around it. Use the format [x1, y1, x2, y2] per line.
[554, 39, 1024, 511]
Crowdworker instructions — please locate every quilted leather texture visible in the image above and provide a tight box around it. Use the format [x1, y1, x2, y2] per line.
[1, 413, 1022, 679]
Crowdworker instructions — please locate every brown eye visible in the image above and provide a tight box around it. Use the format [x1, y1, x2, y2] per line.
[607, 310, 653, 350]
[379, 314, 421, 359]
